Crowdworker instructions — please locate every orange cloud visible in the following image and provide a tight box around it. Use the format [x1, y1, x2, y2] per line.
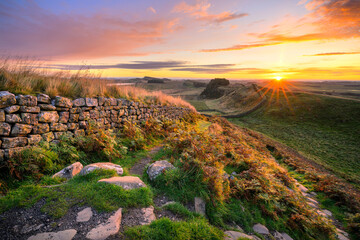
[304, 52, 360, 56]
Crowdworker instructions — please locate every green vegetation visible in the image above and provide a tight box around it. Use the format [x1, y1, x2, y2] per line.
[229, 92, 360, 187]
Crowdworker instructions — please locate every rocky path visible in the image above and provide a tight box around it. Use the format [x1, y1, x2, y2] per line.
[129, 145, 163, 176]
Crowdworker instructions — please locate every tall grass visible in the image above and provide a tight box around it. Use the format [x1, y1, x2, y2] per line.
[0, 58, 195, 110]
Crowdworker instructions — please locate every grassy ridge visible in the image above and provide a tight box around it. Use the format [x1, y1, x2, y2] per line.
[229, 91, 360, 187]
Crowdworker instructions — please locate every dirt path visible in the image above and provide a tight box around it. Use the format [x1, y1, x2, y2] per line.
[129, 145, 163, 176]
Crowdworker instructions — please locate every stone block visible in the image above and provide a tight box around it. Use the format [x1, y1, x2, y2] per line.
[4, 105, 20, 113]
[79, 111, 90, 121]
[67, 123, 79, 130]
[0, 122, 11, 136]
[72, 98, 85, 107]
[0, 110, 4, 122]
[53, 96, 73, 108]
[6, 114, 22, 123]
[16, 95, 37, 106]
[42, 132, 55, 142]
[0, 91, 16, 108]
[85, 98, 98, 107]
[19, 106, 40, 113]
[2, 137, 28, 148]
[32, 123, 50, 134]
[38, 111, 59, 122]
[21, 113, 38, 125]
[69, 114, 79, 122]
[59, 112, 69, 123]
[74, 129, 85, 136]
[28, 135, 42, 145]
[37, 93, 51, 103]
[50, 123, 68, 132]
[11, 123, 33, 136]
[38, 104, 57, 111]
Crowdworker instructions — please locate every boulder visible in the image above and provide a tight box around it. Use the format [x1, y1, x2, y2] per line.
[147, 160, 175, 180]
[253, 223, 269, 235]
[4, 105, 20, 113]
[11, 123, 33, 136]
[0, 91, 16, 108]
[194, 197, 206, 215]
[80, 162, 123, 176]
[38, 111, 59, 123]
[98, 176, 146, 190]
[224, 231, 255, 240]
[1, 137, 28, 148]
[16, 95, 37, 106]
[86, 208, 122, 240]
[37, 93, 51, 103]
[28, 229, 77, 240]
[53, 162, 83, 179]
[54, 96, 73, 108]
[140, 206, 156, 225]
[273, 231, 286, 240]
[0, 122, 11, 136]
[76, 207, 93, 222]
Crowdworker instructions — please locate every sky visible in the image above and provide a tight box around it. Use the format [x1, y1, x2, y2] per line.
[0, 0, 360, 80]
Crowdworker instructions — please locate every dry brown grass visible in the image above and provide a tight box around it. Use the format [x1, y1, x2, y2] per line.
[0, 58, 195, 110]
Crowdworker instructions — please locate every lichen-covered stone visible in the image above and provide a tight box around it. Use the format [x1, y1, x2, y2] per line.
[79, 121, 88, 129]
[4, 105, 20, 113]
[69, 114, 79, 122]
[79, 111, 90, 120]
[42, 132, 55, 142]
[19, 106, 40, 113]
[67, 123, 79, 130]
[72, 98, 85, 107]
[2, 137, 28, 148]
[16, 95, 37, 106]
[147, 160, 175, 180]
[38, 111, 59, 122]
[5, 114, 22, 123]
[38, 104, 57, 111]
[0, 91, 16, 108]
[0, 122, 11, 136]
[98, 97, 105, 106]
[0, 110, 4, 122]
[54, 96, 73, 108]
[53, 162, 83, 179]
[37, 93, 51, 103]
[104, 98, 117, 106]
[80, 162, 123, 176]
[21, 113, 38, 125]
[54, 131, 70, 139]
[59, 112, 69, 123]
[50, 123, 68, 132]
[32, 123, 50, 134]
[28, 135, 42, 145]
[11, 123, 33, 136]
[74, 129, 85, 136]
[85, 98, 98, 107]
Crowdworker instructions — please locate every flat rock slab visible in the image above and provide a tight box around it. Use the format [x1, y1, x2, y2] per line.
[98, 176, 146, 190]
[53, 162, 83, 179]
[253, 223, 269, 235]
[28, 229, 77, 240]
[224, 231, 255, 240]
[77, 207, 93, 222]
[140, 206, 156, 225]
[80, 162, 123, 176]
[147, 160, 175, 180]
[86, 208, 122, 240]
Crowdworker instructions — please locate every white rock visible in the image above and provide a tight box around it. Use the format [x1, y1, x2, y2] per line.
[194, 197, 206, 215]
[53, 162, 83, 179]
[321, 209, 333, 217]
[86, 208, 122, 240]
[28, 229, 77, 240]
[140, 206, 156, 225]
[281, 232, 294, 240]
[98, 176, 146, 190]
[273, 231, 286, 240]
[80, 162, 123, 176]
[77, 207, 93, 222]
[147, 160, 175, 180]
[252, 223, 269, 235]
[224, 231, 255, 240]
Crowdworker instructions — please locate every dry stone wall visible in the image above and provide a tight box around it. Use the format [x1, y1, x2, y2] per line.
[0, 91, 192, 160]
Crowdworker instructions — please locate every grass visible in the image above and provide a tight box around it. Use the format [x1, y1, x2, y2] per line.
[229, 91, 360, 187]
[0, 58, 195, 110]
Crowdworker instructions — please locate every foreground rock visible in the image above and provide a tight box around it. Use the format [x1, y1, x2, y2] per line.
[80, 162, 123, 176]
[52, 162, 83, 179]
[76, 207, 93, 222]
[252, 223, 269, 235]
[140, 206, 156, 225]
[28, 229, 77, 240]
[147, 160, 175, 180]
[224, 231, 256, 240]
[86, 208, 122, 240]
[98, 176, 146, 190]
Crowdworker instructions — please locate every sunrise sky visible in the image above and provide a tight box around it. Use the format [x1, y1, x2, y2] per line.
[0, 0, 359, 80]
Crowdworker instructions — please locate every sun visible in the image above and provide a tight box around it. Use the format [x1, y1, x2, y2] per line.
[275, 76, 283, 81]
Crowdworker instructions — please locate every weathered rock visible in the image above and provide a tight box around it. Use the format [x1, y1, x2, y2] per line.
[28, 135, 42, 145]
[74, 129, 85, 136]
[42, 132, 55, 142]
[20, 223, 44, 234]
[273, 231, 286, 240]
[21, 113, 38, 125]
[76, 207, 93, 222]
[280, 233, 294, 240]
[4, 105, 20, 113]
[194, 197, 206, 215]
[79, 111, 90, 121]
[147, 160, 175, 180]
[16, 95, 37, 106]
[38, 111, 59, 122]
[28, 229, 77, 240]
[85, 98, 98, 107]
[37, 93, 51, 103]
[140, 206, 156, 225]
[224, 231, 255, 240]
[253, 223, 269, 235]
[50, 123, 68, 132]
[0, 122, 11, 136]
[53, 162, 83, 179]
[98, 176, 146, 190]
[69, 114, 79, 123]
[11, 123, 33, 136]
[80, 162, 124, 176]
[104, 98, 117, 106]
[32, 123, 50, 134]
[86, 208, 122, 240]
[59, 112, 69, 123]
[6, 114, 22, 123]
[337, 233, 350, 240]
[98, 97, 105, 106]
[0, 110, 4, 122]
[4, 147, 27, 158]
[1, 137, 28, 148]
[19, 106, 40, 113]
[72, 98, 85, 107]
[67, 123, 79, 130]
[0, 91, 16, 108]
[54, 96, 73, 108]
[38, 104, 57, 111]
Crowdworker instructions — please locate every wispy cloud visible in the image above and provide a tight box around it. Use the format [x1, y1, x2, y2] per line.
[304, 52, 360, 56]
[147, 6, 157, 14]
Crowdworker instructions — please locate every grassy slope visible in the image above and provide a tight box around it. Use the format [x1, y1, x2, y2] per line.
[229, 91, 360, 187]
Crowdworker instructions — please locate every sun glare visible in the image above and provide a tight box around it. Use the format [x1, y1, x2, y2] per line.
[275, 76, 282, 81]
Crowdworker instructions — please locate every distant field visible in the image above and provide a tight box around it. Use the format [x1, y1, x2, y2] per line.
[229, 91, 360, 188]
